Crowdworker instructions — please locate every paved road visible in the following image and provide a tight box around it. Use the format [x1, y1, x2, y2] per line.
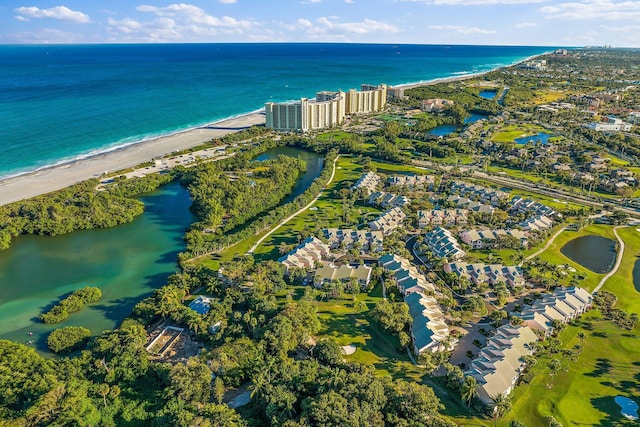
[521, 226, 567, 265]
[411, 160, 640, 219]
[247, 155, 340, 254]
[593, 225, 626, 293]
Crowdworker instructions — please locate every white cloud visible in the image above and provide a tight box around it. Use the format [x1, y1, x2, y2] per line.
[345, 0, 355, 2]
[315, 16, 399, 35]
[540, 1, 640, 20]
[402, 0, 545, 4]
[279, 16, 398, 41]
[429, 24, 496, 34]
[106, 3, 257, 41]
[14, 6, 90, 24]
[136, 3, 253, 29]
[219, 0, 237, 3]
[515, 22, 539, 27]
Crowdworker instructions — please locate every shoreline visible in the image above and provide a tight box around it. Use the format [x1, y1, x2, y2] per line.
[0, 51, 550, 207]
[0, 112, 266, 206]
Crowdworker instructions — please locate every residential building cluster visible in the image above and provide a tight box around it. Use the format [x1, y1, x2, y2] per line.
[520, 215, 554, 232]
[265, 84, 390, 132]
[518, 59, 547, 71]
[424, 227, 466, 260]
[321, 228, 384, 253]
[388, 174, 435, 190]
[445, 195, 495, 215]
[406, 292, 452, 354]
[458, 228, 529, 249]
[444, 262, 525, 288]
[368, 191, 411, 208]
[417, 209, 469, 228]
[369, 207, 406, 235]
[466, 324, 538, 406]
[278, 237, 330, 271]
[511, 196, 556, 218]
[313, 262, 372, 289]
[520, 286, 592, 338]
[379, 254, 451, 354]
[449, 181, 510, 206]
[379, 254, 436, 296]
[421, 98, 455, 112]
[351, 171, 380, 195]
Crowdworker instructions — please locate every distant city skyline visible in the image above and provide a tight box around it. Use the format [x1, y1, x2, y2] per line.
[1, 0, 640, 46]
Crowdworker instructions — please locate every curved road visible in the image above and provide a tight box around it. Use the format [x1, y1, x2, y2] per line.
[247, 154, 340, 254]
[520, 226, 566, 265]
[593, 226, 625, 293]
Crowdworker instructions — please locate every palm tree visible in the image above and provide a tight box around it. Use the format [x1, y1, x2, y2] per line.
[460, 375, 479, 407]
[491, 393, 512, 427]
[577, 331, 587, 345]
[548, 358, 562, 387]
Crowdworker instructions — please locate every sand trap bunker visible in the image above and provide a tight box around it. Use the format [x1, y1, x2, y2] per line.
[341, 344, 357, 355]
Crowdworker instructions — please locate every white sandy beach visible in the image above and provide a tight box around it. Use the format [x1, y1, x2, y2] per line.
[0, 112, 265, 207]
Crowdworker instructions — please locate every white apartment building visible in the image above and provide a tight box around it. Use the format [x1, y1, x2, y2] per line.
[265, 84, 387, 131]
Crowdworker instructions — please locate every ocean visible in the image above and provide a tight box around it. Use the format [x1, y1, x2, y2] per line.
[0, 43, 551, 179]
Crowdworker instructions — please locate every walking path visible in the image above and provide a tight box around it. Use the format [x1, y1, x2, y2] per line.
[521, 226, 566, 265]
[247, 155, 340, 254]
[593, 225, 625, 293]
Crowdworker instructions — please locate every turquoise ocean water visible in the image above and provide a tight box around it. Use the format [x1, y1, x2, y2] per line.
[0, 43, 551, 179]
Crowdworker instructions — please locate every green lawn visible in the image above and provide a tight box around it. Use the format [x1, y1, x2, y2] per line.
[507, 311, 640, 427]
[491, 124, 549, 143]
[534, 224, 617, 292]
[601, 227, 640, 313]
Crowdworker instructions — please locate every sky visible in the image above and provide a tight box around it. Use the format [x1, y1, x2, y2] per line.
[1, 0, 639, 46]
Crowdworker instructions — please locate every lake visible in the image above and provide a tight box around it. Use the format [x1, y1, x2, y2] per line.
[633, 259, 640, 292]
[479, 89, 497, 100]
[560, 235, 617, 274]
[0, 181, 194, 352]
[428, 113, 487, 136]
[515, 132, 554, 145]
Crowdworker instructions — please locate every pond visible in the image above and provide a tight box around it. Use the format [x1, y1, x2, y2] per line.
[428, 124, 458, 137]
[560, 235, 617, 274]
[479, 89, 497, 100]
[615, 396, 638, 420]
[0, 181, 194, 353]
[427, 114, 487, 136]
[253, 146, 324, 204]
[515, 132, 554, 145]
[633, 259, 640, 292]
[464, 113, 488, 124]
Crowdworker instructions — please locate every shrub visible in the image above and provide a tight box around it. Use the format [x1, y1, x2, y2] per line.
[40, 286, 102, 323]
[47, 326, 91, 353]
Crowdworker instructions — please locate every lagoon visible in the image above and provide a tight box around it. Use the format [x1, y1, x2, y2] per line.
[254, 146, 325, 204]
[0, 146, 323, 353]
[560, 235, 617, 274]
[0, 182, 194, 353]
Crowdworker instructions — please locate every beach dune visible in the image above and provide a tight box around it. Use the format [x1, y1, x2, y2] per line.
[0, 112, 265, 207]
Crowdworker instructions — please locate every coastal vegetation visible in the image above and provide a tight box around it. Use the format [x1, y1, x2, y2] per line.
[47, 326, 92, 353]
[2, 48, 640, 427]
[40, 286, 102, 324]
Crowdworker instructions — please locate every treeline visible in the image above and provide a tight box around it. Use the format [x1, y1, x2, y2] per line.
[183, 155, 305, 234]
[181, 149, 338, 260]
[40, 286, 102, 324]
[405, 84, 502, 115]
[0, 180, 145, 251]
[47, 326, 91, 353]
